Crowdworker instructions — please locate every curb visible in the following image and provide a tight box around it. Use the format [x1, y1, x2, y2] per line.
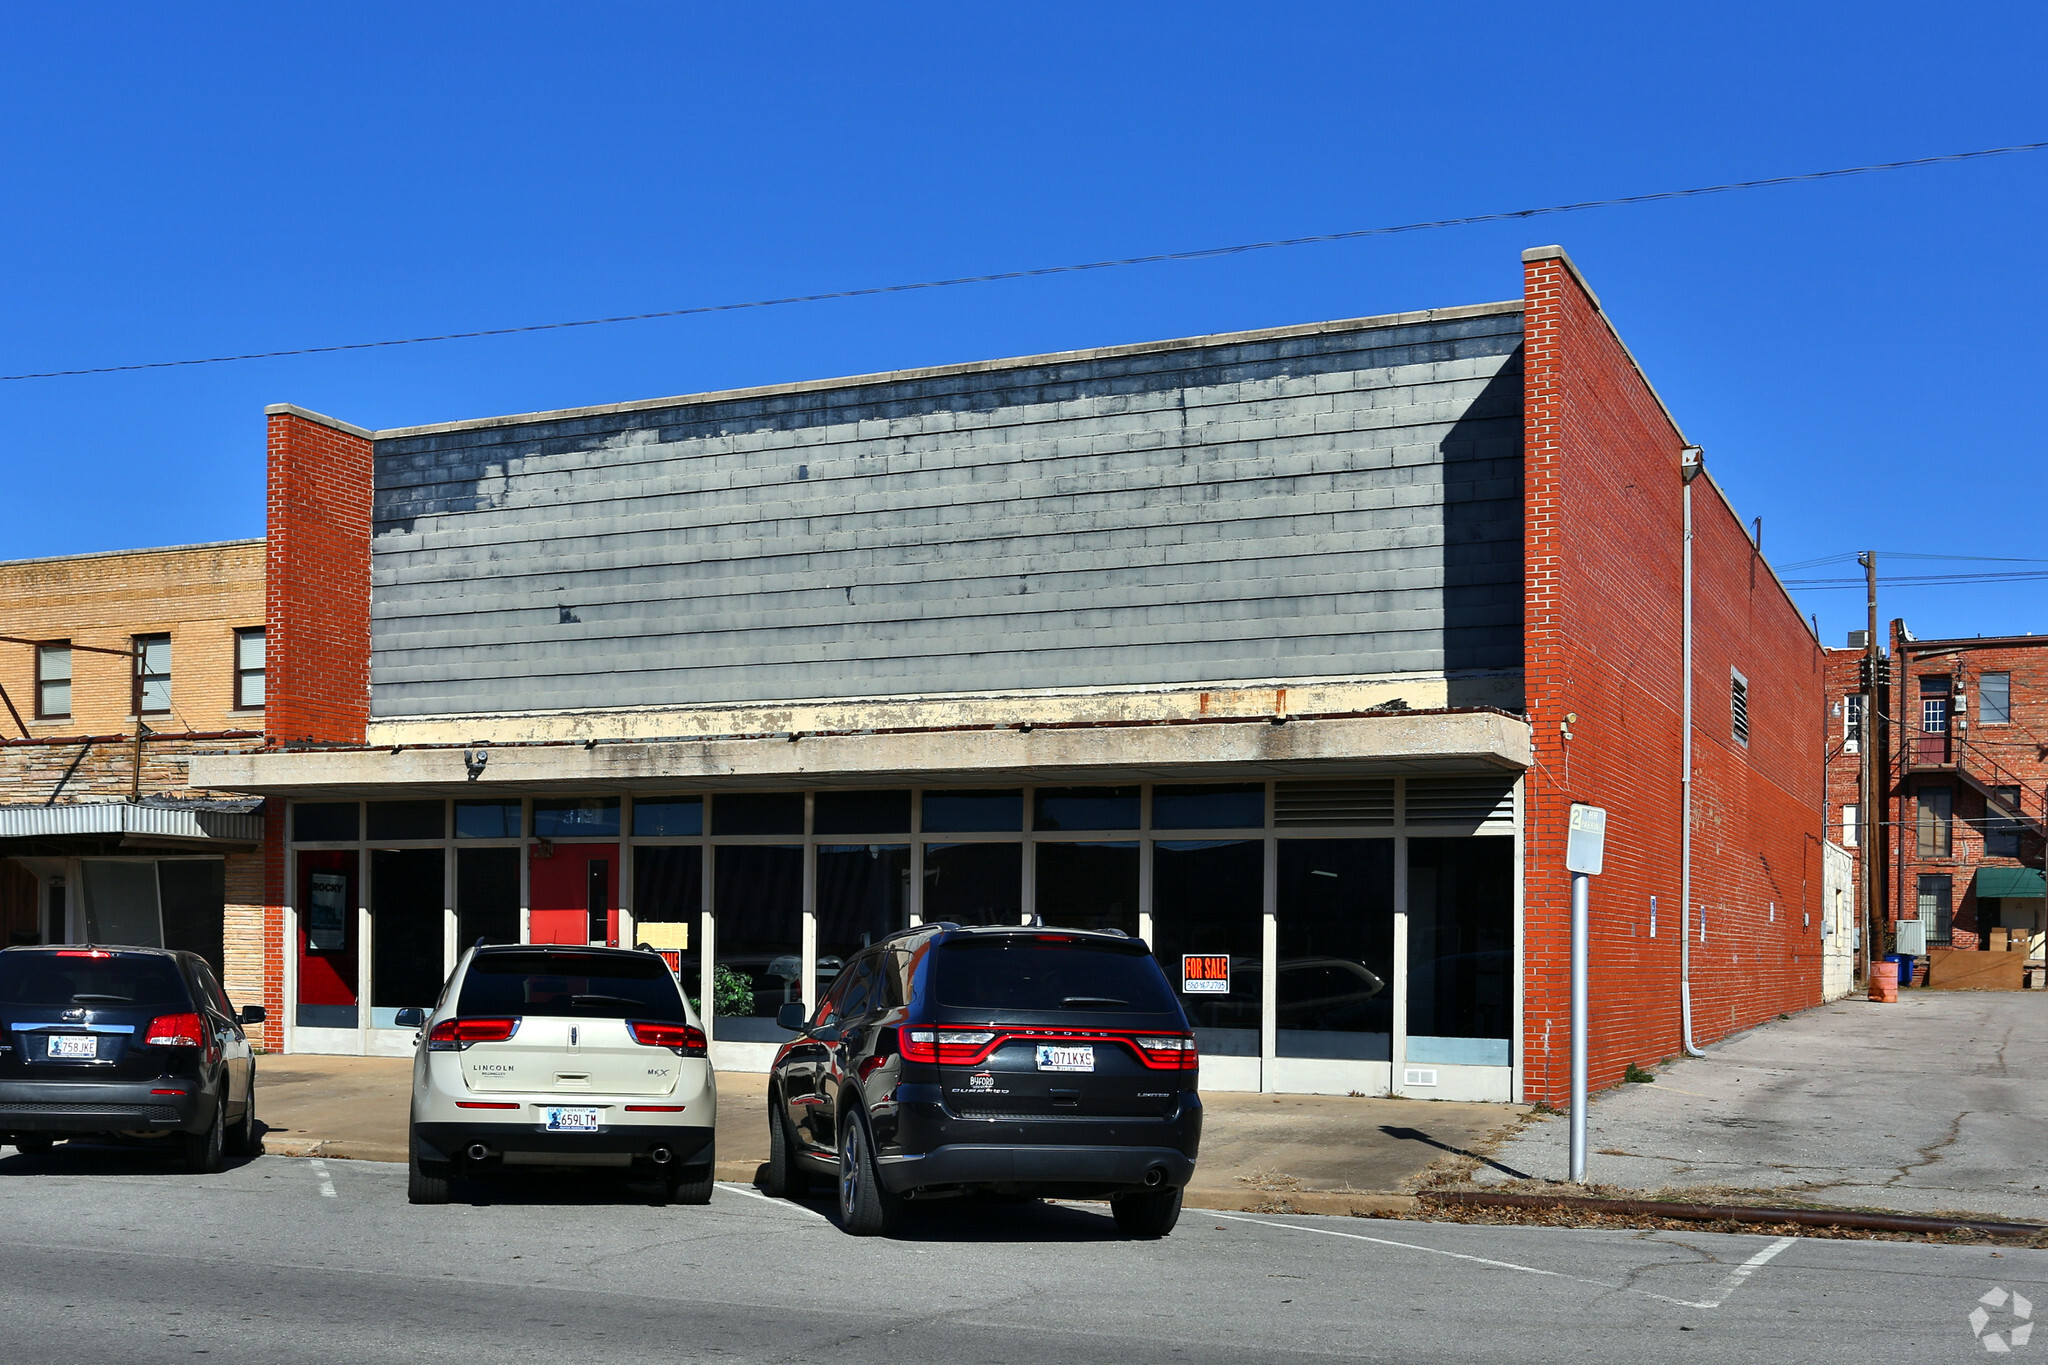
[1186, 1190, 1420, 1217]
[1428, 1190, 2048, 1237]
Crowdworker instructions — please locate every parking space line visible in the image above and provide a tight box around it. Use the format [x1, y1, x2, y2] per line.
[715, 1181, 830, 1222]
[1206, 1211, 1792, 1311]
[308, 1159, 337, 1198]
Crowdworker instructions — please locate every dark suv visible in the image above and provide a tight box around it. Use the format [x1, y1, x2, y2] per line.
[0, 945, 264, 1173]
[765, 923, 1200, 1237]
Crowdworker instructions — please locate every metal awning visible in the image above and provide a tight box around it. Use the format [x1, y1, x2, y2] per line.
[0, 801, 264, 845]
[1975, 866, 2047, 899]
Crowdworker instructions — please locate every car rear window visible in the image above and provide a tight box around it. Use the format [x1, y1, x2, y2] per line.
[0, 952, 191, 1009]
[932, 937, 1181, 1015]
[457, 951, 687, 1021]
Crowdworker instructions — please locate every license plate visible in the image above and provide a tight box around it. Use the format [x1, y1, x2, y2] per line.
[46, 1034, 97, 1060]
[1036, 1045, 1094, 1073]
[544, 1107, 601, 1132]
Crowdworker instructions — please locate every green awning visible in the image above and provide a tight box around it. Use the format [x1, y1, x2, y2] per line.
[1975, 867, 2047, 899]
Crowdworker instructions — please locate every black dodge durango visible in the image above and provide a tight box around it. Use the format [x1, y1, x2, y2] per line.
[766, 923, 1200, 1237]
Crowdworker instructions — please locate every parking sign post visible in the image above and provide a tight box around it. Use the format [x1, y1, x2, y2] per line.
[1565, 804, 1607, 1185]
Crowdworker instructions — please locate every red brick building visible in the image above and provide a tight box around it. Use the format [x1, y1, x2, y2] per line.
[1883, 627, 2048, 957]
[194, 245, 1825, 1102]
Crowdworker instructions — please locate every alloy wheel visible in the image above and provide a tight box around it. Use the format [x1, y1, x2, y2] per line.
[840, 1123, 861, 1220]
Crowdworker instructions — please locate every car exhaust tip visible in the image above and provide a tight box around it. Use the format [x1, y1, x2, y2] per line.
[650, 1146, 674, 1165]
[465, 1143, 491, 1162]
[1143, 1165, 1168, 1188]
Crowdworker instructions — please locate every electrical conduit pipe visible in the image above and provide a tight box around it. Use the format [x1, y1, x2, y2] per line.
[1680, 447, 1706, 1057]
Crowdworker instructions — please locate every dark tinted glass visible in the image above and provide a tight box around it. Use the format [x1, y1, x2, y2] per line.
[932, 938, 1180, 1015]
[713, 845, 803, 1038]
[293, 802, 358, 842]
[457, 951, 686, 1020]
[712, 792, 804, 836]
[533, 798, 619, 839]
[457, 848, 520, 947]
[1152, 783, 1264, 830]
[922, 789, 1022, 833]
[817, 845, 910, 990]
[633, 845, 703, 995]
[1033, 786, 1138, 831]
[1034, 842, 1138, 934]
[372, 849, 445, 1016]
[813, 789, 911, 835]
[367, 800, 445, 841]
[1406, 838, 1512, 1041]
[632, 797, 703, 837]
[1151, 839, 1263, 1052]
[455, 800, 522, 839]
[159, 859, 226, 977]
[1275, 839, 1394, 1059]
[922, 842, 1021, 925]
[0, 952, 190, 1007]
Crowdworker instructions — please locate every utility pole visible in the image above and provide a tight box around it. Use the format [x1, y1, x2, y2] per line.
[1858, 552, 1879, 984]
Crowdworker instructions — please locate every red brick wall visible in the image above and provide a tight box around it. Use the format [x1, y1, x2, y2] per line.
[1520, 248, 1824, 1104]
[265, 409, 371, 747]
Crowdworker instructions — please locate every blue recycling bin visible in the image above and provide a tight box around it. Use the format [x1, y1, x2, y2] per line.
[1887, 953, 1914, 987]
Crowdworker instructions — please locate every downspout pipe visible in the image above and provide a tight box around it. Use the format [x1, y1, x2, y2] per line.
[1680, 446, 1706, 1057]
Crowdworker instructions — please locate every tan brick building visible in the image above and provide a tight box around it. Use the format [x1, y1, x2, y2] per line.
[0, 540, 273, 1041]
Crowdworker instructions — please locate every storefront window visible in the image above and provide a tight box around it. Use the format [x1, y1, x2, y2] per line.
[158, 859, 226, 975]
[1034, 841, 1138, 934]
[712, 793, 804, 836]
[78, 859, 163, 947]
[293, 802, 358, 842]
[1406, 838, 1513, 1065]
[456, 847, 520, 948]
[814, 790, 911, 835]
[371, 848, 444, 1026]
[1151, 839, 1262, 1056]
[367, 800, 445, 841]
[922, 842, 1021, 924]
[455, 799, 522, 839]
[816, 844, 910, 995]
[296, 849, 359, 1029]
[1153, 783, 1264, 830]
[633, 845, 703, 996]
[632, 797, 703, 837]
[923, 790, 1022, 833]
[533, 797, 620, 839]
[1033, 786, 1139, 831]
[713, 845, 803, 1041]
[1275, 840, 1393, 1059]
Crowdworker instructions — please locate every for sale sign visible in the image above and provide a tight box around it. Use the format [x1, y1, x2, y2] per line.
[1182, 954, 1231, 995]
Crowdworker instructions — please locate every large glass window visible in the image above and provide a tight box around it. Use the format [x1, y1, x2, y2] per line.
[371, 848, 444, 1026]
[1033, 786, 1139, 831]
[296, 849, 359, 1029]
[816, 844, 910, 996]
[713, 845, 803, 1041]
[814, 790, 911, 835]
[456, 847, 520, 949]
[293, 802, 358, 842]
[1151, 839, 1262, 1056]
[923, 789, 1022, 833]
[1034, 841, 1138, 934]
[713, 793, 804, 836]
[922, 842, 1022, 925]
[632, 797, 703, 837]
[1406, 838, 1513, 1065]
[1152, 783, 1263, 830]
[455, 799, 522, 839]
[78, 859, 163, 947]
[1275, 840, 1393, 1060]
[158, 859, 226, 976]
[367, 800, 445, 841]
[633, 845, 703, 998]
[533, 797, 619, 839]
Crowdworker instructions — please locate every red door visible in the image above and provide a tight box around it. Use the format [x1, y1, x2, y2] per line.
[529, 844, 620, 946]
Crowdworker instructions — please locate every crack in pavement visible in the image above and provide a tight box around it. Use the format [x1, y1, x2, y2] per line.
[1887, 1112, 1966, 1186]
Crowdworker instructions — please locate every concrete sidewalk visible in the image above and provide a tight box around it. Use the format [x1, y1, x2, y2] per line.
[250, 1054, 1525, 1215]
[1468, 991, 2048, 1223]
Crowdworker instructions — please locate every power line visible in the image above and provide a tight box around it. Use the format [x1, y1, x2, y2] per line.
[1785, 570, 2048, 589]
[4, 139, 2046, 383]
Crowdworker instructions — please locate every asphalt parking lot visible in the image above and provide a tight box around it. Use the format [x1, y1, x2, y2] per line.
[2, 1141, 2043, 1363]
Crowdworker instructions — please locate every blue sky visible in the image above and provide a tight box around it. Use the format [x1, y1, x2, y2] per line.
[2, 2, 2042, 644]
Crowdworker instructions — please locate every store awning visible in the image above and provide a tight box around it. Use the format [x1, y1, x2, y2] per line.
[1975, 866, 2047, 899]
[0, 800, 263, 846]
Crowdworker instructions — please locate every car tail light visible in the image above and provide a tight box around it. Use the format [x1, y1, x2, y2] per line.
[143, 1013, 205, 1048]
[624, 1105, 686, 1112]
[57, 949, 115, 958]
[1134, 1034, 1200, 1070]
[455, 1101, 519, 1110]
[899, 1029, 999, 1065]
[627, 1020, 707, 1056]
[427, 1017, 520, 1051]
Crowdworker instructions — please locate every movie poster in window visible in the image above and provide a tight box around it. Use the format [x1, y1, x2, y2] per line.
[308, 872, 349, 952]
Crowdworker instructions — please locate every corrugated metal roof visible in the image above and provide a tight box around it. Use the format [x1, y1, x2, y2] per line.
[0, 802, 263, 843]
